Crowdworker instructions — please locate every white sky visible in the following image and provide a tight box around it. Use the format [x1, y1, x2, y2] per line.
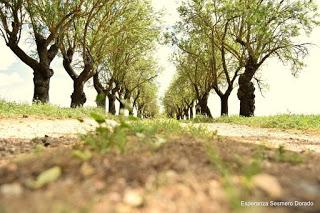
[1, 0, 320, 116]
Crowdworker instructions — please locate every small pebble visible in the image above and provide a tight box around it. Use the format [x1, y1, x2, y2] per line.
[123, 189, 144, 207]
[0, 183, 23, 196]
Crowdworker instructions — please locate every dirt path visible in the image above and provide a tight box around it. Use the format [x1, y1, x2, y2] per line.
[192, 123, 320, 153]
[0, 119, 320, 212]
[0, 118, 97, 139]
[1, 119, 319, 154]
[0, 118, 98, 162]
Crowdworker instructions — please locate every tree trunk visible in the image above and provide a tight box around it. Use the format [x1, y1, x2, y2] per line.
[184, 108, 189, 120]
[71, 80, 87, 108]
[129, 107, 134, 116]
[220, 94, 229, 116]
[119, 101, 125, 111]
[32, 68, 53, 103]
[107, 94, 116, 115]
[189, 106, 194, 119]
[8, 37, 58, 104]
[237, 65, 256, 117]
[197, 94, 212, 118]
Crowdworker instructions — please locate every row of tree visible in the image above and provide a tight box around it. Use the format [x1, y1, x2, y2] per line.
[163, 0, 319, 118]
[0, 0, 160, 117]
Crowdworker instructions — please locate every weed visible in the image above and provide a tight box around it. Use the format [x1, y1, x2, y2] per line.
[204, 142, 241, 209]
[83, 120, 130, 154]
[242, 146, 265, 179]
[33, 144, 45, 154]
[72, 150, 93, 161]
[275, 145, 304, 165]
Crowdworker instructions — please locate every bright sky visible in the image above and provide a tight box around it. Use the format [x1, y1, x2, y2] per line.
[1, 0, 320, 117]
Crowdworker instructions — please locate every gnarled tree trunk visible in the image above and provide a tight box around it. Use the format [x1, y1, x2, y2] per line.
[197, 93, 212, 118]
[7, 34, 58, 104]
[108, 93, 117, 115]
[237, 63, 257, 117]
[62, 48, 94, 108]
[71, 80, 87, 108]
[32, 67, 54, 103]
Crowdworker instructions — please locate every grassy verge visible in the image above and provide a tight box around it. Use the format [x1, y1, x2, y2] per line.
[0, 100, 105, 119]
[192, 114, 320, 131]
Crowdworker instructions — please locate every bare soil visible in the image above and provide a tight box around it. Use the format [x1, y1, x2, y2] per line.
[0, 119, 319, 213]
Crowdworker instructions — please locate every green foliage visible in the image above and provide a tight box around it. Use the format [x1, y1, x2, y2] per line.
[91, 0, 160, 117]
[0, 100, 104, 119]
[83, 118, 130, 154]
[90, 112, 106, 124]
[164, 0, 320, 117]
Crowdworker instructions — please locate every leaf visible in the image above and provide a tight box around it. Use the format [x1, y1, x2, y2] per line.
[27, 166, 62, 189]
[90, 112, 105, 124]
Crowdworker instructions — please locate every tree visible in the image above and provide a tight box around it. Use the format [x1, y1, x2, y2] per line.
[136, 81, 159, 118]
[174, 52, 212, 117]
[0, 0, 81, 103]
[171, 0, 246, 116]
[163, 73, 197, 119]
[93, 0, 159, 114]
[226, 0, 319, 116]
[121, 57, 158, 115]
[60, 0, 127, 108]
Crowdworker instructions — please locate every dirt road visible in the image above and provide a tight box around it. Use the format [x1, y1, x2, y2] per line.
[1, 118, 319, 154]
[0, 118, 320, 213]
[202, 123, 320, 153]
[0, 118, 97, 139]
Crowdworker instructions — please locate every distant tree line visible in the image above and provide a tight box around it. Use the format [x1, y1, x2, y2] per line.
[163, 0, 319, 118]
[0, 0, 160, 118]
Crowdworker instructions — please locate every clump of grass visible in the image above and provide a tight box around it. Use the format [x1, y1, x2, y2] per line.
[130, 119, 183, 136]
[204, 142, 242, 209]
[274, 145, 304, 165]
[83, 116, 216, 154]
[131, 118, 215, 140]
[83, 119, 130, 154]
[0, 100, 105, 119]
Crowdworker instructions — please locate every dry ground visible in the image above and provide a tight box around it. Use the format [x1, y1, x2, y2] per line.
[0, 118, 320, 213]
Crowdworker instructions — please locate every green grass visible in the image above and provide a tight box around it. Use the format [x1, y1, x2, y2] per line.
[192, 114, 320, 131]
[82, 116, 216, 154]
[0, 100, 105, 119]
